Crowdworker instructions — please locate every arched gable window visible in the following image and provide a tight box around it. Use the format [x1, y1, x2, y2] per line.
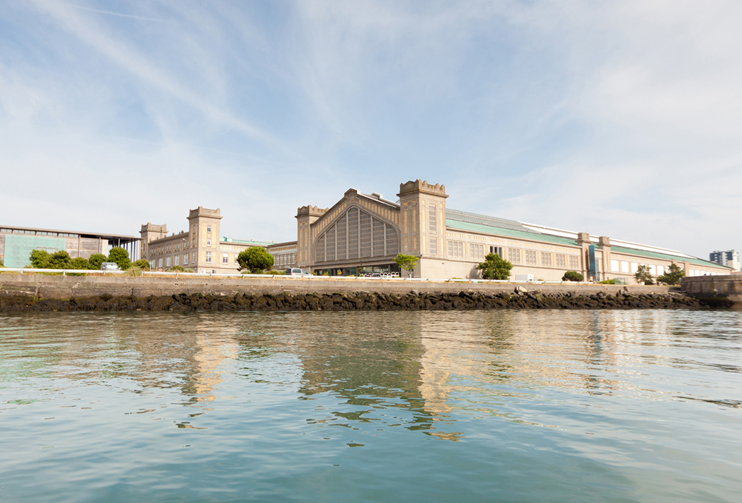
[315, 207, 399, 263]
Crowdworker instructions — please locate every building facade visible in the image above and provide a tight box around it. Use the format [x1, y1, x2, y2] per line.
[709, 250, 740, 271]
[141, 207, 279, 274]
[0, 225, 138, 268]
[293, 179, 732, 282]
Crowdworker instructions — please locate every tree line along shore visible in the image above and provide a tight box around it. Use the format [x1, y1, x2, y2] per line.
[0, 288, 731, 313]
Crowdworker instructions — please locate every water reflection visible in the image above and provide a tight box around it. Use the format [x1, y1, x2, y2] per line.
[1, 310, 741, 441]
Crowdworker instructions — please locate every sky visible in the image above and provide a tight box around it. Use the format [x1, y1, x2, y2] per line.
[1, 0, 740, 258]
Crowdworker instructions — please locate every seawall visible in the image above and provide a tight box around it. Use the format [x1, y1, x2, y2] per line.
[1, 273, 678, 299]
[682, 275, 742, 307]
[0, 273, 730, 312]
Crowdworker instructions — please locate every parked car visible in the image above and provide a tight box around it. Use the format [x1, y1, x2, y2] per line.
[286, 268, 314, 277]
[100, 262, 120, 271]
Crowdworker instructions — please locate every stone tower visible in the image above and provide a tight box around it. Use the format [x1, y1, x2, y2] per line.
[139, 223, 168, 261]
[295, 205, 327, 268]
[188, 207, 222, 271]
[397, 180, 448, 262]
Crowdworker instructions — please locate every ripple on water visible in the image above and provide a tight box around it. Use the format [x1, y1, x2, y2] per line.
[0, 309, 741, 502]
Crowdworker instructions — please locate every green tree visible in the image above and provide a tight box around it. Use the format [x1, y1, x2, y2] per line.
[107, 247, 131, 270]
[88, 253, 107, 270]
[657, 263, 685, 286]
[394, 254, 419, 278]
[132, 259, 151, 270]
[48, 251, 72, 269]
[477, 253, 512, 280]
[237, 247, 274, 273]
[30, 249, 51, 268]
[70, 257, 90, 270]
[635, 265, 654, 285]
[562, 271, 584, 282]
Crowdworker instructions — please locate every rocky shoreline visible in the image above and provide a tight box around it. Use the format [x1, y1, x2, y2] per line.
[0, 288, 732, 312]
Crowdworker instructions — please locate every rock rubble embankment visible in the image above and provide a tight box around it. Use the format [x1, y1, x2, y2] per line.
[0, 288, 731, 312]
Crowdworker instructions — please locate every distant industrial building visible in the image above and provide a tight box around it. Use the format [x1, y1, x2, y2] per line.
[141, 206, 294, 274]
[0, 225, 139, 268]
[289, 179, 731, 282]
[709, 250, 740, 271]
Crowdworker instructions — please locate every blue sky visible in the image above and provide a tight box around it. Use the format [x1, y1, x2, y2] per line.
[1, 0, 740, 258]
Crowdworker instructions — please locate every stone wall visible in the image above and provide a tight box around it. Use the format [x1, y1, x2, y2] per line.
[682, 275, 742, 306]
[0, 273, 677, 300]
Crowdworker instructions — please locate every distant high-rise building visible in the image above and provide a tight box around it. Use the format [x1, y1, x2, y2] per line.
[709, 250, 740, 271]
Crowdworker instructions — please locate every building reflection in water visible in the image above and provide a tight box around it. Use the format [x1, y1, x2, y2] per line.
[3, 309, 723, 441]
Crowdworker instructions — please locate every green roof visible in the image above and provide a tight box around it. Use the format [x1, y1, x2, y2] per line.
[610, 246, 727, 269]
[447, 219, 727, 270]
[220, 237, 275, 246]
[446, 219, 579, 246]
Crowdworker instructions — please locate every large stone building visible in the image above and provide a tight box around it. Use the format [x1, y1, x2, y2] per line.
[0, 225, 139, 268]
[141, 207, 284, 274]
[291, 179, 731, 282]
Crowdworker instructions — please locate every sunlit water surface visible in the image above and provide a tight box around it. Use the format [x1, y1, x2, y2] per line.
[1, 310, 741, 502]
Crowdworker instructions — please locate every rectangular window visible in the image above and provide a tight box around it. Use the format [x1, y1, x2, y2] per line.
[556, 254, 566, 268]
[469, 244, 484, 260]
[222, 253, 229, 264]
[611, 260, 619, 272]
[657, 265, 664, 276]
[569, 255, 579, 269]
[206, 252, 212, 263]
[621, 261, 629, 273]
[509, 248, 521, 264]
[489, 246, 503, 258]
[541, 252, 552, 267]
[166, 257, 171, 267]
[158, 258, 163, 268]
[192, 252, 196, 263]
[174, 255, 179, 266]
[149, 260, 154, 269]
[207, 239, 212, 247]
[631, 263, 639, 273]
[447, 241, 464, 258]
[183, 254, 188, 265]
[207, 225, 212, 233]
[649, 265, 656, 275]
[525, 250, 537, 265]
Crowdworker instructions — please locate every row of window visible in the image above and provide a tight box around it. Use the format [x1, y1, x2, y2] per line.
[0, 229, 78, 238]
[448, 241, 581, 269]
[608, 260, 720, 277]
[273, 253, 296, 266]
[150, 237, 217, 257]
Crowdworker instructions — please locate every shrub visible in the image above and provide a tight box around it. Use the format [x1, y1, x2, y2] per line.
[634, 265, 654, 285]
[125, 266, 143, 277]
[657, 263, 685, 286]
[30, 249, 51, 268]
[48, 251, 72, 269]
[132, 259, 151, 270]
[88, 253, 107, 270]
[166, 265, 186, 272]
[237, 247, 274, 273]
[70, 257, 90, 270]
[562, 271, 584, 282]
[0, 259, 4, 267]
[107, 247, 131, 270]
[477, 253, 512, 280]
[598, 279, 616, 285]
[265, 270, 285, 275]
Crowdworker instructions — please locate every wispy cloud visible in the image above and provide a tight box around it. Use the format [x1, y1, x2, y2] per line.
[0, 0, 740, 257]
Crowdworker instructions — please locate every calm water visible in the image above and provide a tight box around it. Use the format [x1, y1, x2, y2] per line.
[1, 310, 741, 502]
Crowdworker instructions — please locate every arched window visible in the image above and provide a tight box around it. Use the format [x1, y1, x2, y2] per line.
[315, 207, 399, 263]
